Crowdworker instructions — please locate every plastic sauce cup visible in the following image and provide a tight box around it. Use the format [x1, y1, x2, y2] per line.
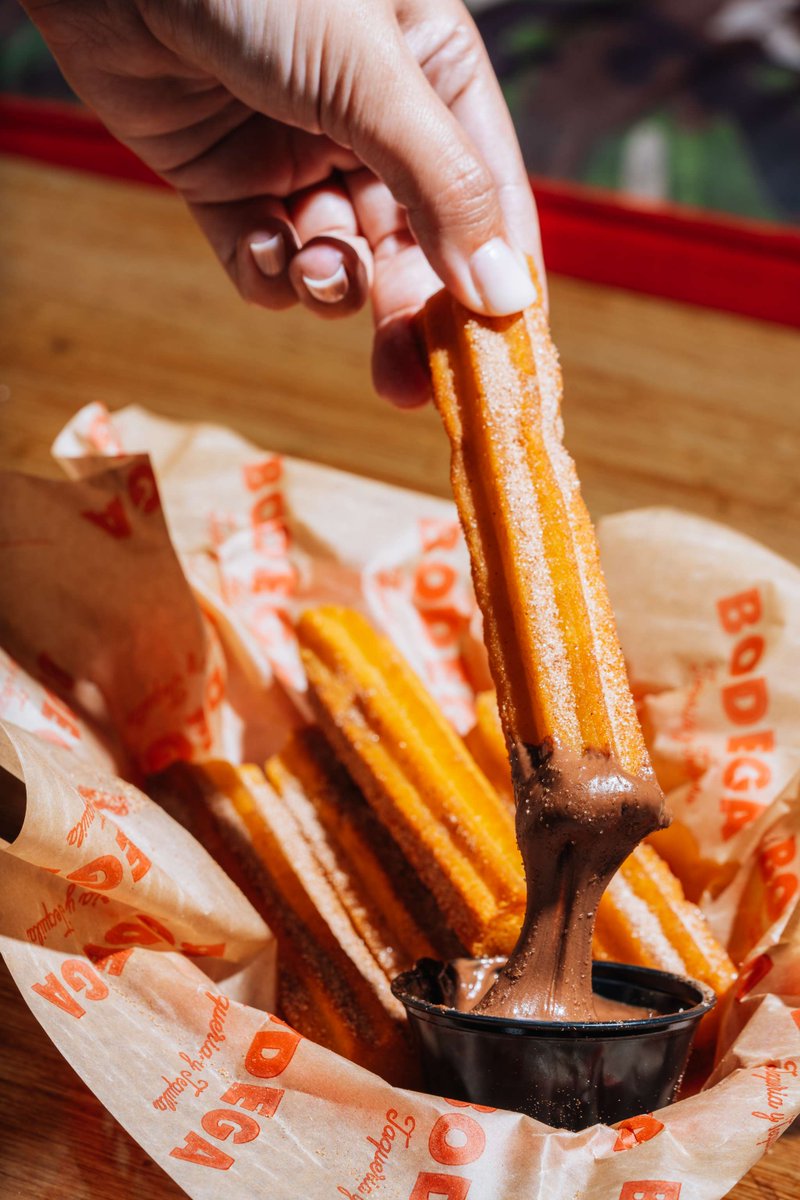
[391, 957, 715, 1131]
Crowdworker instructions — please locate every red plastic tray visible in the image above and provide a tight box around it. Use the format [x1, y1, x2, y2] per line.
[2, 96, 799, 327]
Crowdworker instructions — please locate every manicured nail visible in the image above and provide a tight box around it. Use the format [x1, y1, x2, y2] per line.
[302, 262, 348, 304]
[468, 238, 536, 315]
[250, 233, 286, 276]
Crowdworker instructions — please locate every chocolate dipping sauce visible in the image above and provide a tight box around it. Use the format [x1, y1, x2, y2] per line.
[449, 958, 655, 1022]
[474, 742, 667, 1023]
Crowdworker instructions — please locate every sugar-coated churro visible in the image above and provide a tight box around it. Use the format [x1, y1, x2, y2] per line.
[158, 757, 416, 1083]
[595, 846, 736, 995]
[297, 606, 526, 957]
[265, 725, 446, 974]
[423, 274, 668, 1020]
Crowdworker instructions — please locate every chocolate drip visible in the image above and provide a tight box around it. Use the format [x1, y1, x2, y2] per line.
[474, 742, 667, 1022]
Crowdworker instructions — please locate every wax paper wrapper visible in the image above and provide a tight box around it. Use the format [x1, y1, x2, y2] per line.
[1, 402, 799, 1200]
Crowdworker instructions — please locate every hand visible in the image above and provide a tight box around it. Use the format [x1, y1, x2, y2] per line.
[23, 0, 543, 406]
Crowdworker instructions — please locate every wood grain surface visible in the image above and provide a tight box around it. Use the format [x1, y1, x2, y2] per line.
[0, 155, 798, 1199]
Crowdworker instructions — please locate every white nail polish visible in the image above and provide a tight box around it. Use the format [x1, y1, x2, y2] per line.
[302, 263, 348, 304]
[250, 234, 286, 276]
[469, 238, 537, 315]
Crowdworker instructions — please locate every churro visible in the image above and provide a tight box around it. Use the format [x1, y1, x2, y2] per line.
[161, 757, 415, 1082]
[423, 275, 667, 1020]
[264, 725, 448, 974]
[296, 605, 526, 957]
[594, 843, 736, 997]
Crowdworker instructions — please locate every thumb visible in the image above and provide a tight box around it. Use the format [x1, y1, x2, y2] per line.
[343, 40, 537, 317]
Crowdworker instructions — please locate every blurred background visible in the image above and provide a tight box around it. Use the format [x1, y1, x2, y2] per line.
[2, 0, 799, 226]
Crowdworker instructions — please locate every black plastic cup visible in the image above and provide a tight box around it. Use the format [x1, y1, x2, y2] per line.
[391, 957, 715, 1131]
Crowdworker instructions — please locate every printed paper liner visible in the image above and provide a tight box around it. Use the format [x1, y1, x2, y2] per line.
[0, 402, 797, 1199]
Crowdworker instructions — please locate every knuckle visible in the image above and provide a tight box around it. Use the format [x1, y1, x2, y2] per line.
[417, 20, 484, 103]
[435, 153, 497, 231]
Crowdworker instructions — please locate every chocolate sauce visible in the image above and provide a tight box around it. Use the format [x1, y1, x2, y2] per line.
[592, 995, 655, 1022]
[449, 958, 655, 1022]
[474, 742, 666, 1022]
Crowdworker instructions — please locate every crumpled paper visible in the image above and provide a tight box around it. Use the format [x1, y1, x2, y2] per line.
[0, 402, 798, 1200]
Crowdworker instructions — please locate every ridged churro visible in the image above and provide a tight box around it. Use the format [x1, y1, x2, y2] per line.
[423, 275, 668, 1020]
[594, 843, 736, 997]
[296, 606, 526, 958]
[265, 726, 448, 974]
[165, 756, 417, 1083]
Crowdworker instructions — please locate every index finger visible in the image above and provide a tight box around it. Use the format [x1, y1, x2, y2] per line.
[400, 0, 546, 295]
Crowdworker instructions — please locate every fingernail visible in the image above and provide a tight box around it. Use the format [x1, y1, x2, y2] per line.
[250, 233, 286, 276]
[302, 262, 348, 304]
[468, 238, 537, 315]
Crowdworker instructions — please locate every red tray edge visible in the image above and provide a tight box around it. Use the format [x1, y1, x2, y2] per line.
[3, 96, 799, 327]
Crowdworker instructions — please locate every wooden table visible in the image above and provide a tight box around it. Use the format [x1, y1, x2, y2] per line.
[1, 156, 798, 1199]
